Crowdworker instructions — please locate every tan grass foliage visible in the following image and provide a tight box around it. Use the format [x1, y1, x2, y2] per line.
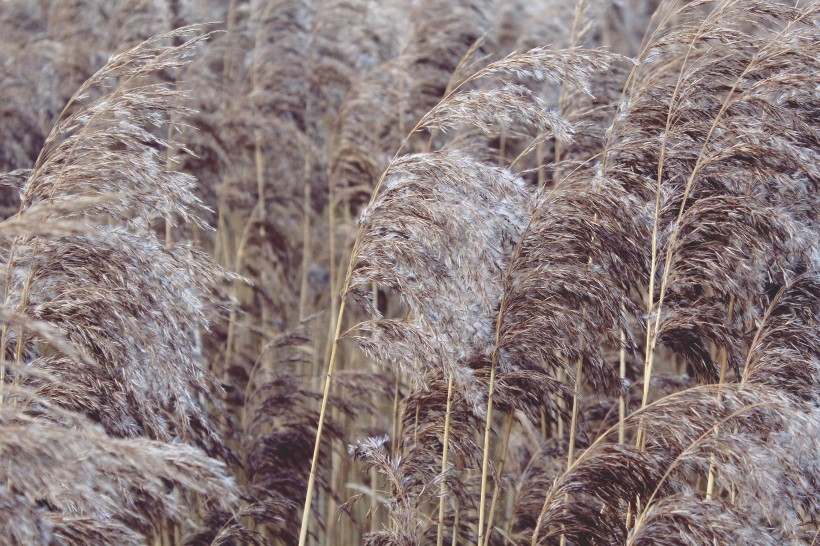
[0, 0, 818, 545]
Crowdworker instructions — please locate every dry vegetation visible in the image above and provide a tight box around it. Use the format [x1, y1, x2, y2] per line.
[0, 0, 818, 545]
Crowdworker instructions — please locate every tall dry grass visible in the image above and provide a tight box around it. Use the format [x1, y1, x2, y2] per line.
[0, 0, 818, 545]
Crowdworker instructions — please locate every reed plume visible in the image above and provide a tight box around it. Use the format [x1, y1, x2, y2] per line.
[1, 1, 818, 544]
[0, 25, 249, 544]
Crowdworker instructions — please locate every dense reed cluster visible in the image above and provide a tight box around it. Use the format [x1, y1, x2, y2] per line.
[0, 0, 817, 544]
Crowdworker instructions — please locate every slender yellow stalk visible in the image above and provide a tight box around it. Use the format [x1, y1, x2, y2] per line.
[370, 280, 380, 534]
[451, 506, 459, 546]
[391, 372, 401, 458]
[568, 345, 584, 466]
[483, 410, 515, 546]
[560, 345, 585, 546]
[619, 328, 627, 445]
[531, 490, 550, 546]
[476, 356, 498, 546]
[12, 242, 38, 387]
[297, 297, 348, 546]
[0, 238, 11, 399]
[413, 401, 421, 446]
[222, 199, 259, 377]
[437, 373, 455, 546]
[298, 158, 312, 322]
[706, 295, 735, 499]
[221, 0, 238, 110]
[369, 464, 379, 534]
[322, 166, 338, 380]
[556, 366, 565, 442]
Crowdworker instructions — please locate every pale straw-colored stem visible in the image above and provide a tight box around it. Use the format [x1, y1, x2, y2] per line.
[483, 410, 515, 545]
[437, 373, 455, 546]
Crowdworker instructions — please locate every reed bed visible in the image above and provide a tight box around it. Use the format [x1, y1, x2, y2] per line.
[0, 0, 817, 544]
